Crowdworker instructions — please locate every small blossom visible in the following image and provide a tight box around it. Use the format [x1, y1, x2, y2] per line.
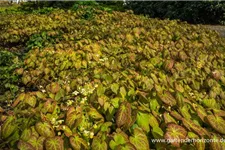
[72, 90, 79, 96]
[90, 132, 94, 139]
[58, 132, 61, 136]
[83, 130, 90, 136]
[41, 89, 46, 93]
[57, 120, 64, 124]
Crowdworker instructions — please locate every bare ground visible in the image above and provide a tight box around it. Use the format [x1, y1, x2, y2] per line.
[203, 25, 225, 38]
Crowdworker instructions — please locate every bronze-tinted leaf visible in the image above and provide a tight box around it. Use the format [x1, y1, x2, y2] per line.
[182, 118, 209, 137]
[196, 106, 207, 123]
[170, 111, 183, 120]
[17, 140, 35, 150]
[91, 136, 108, 150]
[210, 133, 222, 150]
[35, 122, 55, 137]
[164, 123, 187, 147]
[129, 127, 150, 150]
[164, 59, 174, 71]
[206, 115, 225, 134]
[163, 112, 177, 124]
[27, 136, 45, 150]
[213, 109, 225, 117]
[116, 102, 132, 128]
[1, 116, 16, 139]
[158, 91, 176, 106]
[45, 136, 64, 150]
[194, 138, 205, 150]
[70, 134, 88, 150]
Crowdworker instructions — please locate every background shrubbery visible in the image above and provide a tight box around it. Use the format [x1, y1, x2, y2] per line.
[126, 1, 225, 25]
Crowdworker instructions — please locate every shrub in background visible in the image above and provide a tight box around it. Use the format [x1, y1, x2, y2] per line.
[126, 1, 225, 25]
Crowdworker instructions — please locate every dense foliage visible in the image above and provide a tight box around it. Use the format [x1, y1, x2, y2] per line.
[126, 1, 225, 25]
[1, 5, 225, 150]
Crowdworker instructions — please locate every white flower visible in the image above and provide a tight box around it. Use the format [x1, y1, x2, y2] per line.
[58, 132, 61, 136]
[57, 120, 64, 124]
[72, 90, 79, 96]
[83, 130, 90, 136]
[41, 89, 46, 93]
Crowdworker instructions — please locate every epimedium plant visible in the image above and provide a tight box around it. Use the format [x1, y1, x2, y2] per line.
[1, 5, 225, 150]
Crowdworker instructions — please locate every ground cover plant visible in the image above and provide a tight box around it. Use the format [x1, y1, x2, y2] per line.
[1, 4, 225, 150]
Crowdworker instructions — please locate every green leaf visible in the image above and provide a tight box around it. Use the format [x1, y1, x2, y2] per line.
[202, 98, 220, 109]
[111, 97, 120, 108]
[97, 84, 105, 96]
[206, 115, 225, 134]
[152, 126, 164, 139]
[45, 136, 64, 150]
[149, 98, 160, 111]
[119, 86, 127, 99]
[17, 140, 35, 150]
[27, 136, 45, 150]
[130, 127, 150, 150]
[21, 128, 32, 141]
[109, 130, 129, 149]
[24, 94, 36, 107]
[116, 102, 132, 128]
[136, 112, 150, 133]
[55, 89, 65, 101]
[164, 123, 187, 147]
[91, 136, 108, 150]
[163, 112, 177, 124]
[35, 122, 55, 137]
[1, 116, 17, 139]
[111, 83, 119, 94]
[180, 104, 191, 120]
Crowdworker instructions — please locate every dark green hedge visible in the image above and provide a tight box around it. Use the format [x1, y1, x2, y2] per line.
[125, 1, 225, 25]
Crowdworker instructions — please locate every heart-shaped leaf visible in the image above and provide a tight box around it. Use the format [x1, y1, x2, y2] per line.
[1, 116, 17, 139]
[163, 112, 177, 124]
[27, 136, 45, 150]
[129, 127, 150, 150]
[206, 115, 225, 134]
[70, 134, 88, 150]
[24, 94, 36, 107]
[158, 91, 176, 106]
[17, 140, 35, 150]
[111, 83, 119, 94]
[136, 112, 150, 133]
[45, 136, 64, 150]
[210, 133, 222, 150]
[164, 123, 187, 147]
[91, 136, 108, 150]
[109, 129, 129, 150]
[35, 122, 55, 137]
[116, 102, 132, 128]
[21, 128, 32, 141]
[182, 118, 209, 137]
